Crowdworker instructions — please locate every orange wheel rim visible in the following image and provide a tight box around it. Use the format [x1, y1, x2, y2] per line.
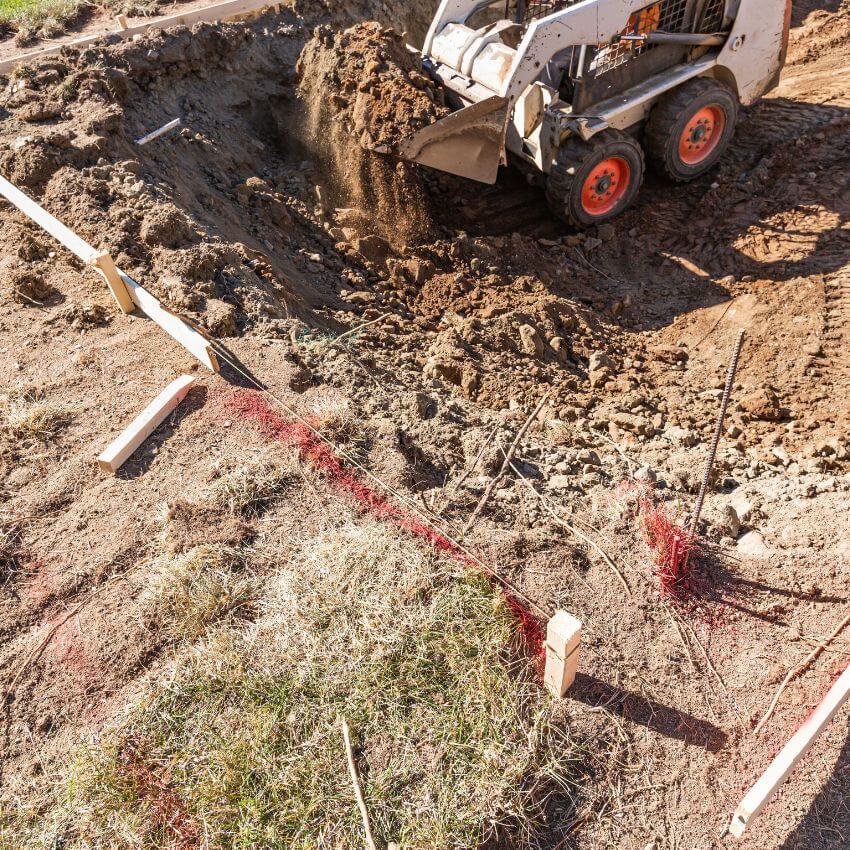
[580, 156, 630, 216]
[679, 105, 725, 165]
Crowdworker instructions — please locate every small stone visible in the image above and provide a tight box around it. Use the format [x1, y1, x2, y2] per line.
[634, 465, 656, 483]
[548, 474, 573, 491]
[737, 530, 771, 558]
[518, 323, 545, 358]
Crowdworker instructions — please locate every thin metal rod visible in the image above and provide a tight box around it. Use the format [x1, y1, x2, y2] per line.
[689, 329, 745, 536]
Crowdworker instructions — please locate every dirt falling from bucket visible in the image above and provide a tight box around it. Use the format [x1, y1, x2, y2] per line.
[297, 21, 450, 247]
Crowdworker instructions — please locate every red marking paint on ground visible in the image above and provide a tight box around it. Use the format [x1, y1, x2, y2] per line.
[226, 388, 544, 654]
[641, 500, 700, 603]
[120, 741, 202, 849]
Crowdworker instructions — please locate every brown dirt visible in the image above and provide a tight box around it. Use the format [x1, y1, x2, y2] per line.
[298, 20, 449, 245]
[0, 0, 848, 847]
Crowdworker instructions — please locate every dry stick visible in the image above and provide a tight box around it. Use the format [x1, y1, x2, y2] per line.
[689, 329, 745, 538]
[754, 610, 850, 735]
[341, 717, 378, 850]
[462, 391, 552, 536]
[450, 426, 498, 495]
[506, 457, 631, 596]
[326, 313, 389, 349]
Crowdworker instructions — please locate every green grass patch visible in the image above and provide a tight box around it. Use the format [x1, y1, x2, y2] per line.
[0, 0, 87, 42]
[5, 521, 582, 849]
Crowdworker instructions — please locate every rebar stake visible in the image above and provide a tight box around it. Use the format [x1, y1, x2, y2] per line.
[689, 329, 746, 537]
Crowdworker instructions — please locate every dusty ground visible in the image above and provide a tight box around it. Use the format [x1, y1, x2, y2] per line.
[0, 0, 848, 847]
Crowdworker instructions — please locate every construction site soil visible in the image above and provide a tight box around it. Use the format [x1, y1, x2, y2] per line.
[0, 0, 848, 847]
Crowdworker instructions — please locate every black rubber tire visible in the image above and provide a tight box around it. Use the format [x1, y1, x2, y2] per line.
[644, 77, 738, 182]
[545, 129, 645, 228]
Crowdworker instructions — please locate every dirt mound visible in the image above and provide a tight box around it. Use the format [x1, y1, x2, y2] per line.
[298, 21, 449, 246]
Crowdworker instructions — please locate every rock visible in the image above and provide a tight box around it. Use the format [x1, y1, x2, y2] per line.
[518, 323, 545, 358]
[548, 474, 573, 491]
[352, 234, 391, 265]
[549, 336, 568, 360]
[589, 350, 615, 371]
[740, 386, 783, 421]
[589, 369, 611, 388]
[634, 465, 657, 483]
[597, 223, 615, 241]
[728, 492, 754, 524]
[202, 299, 238, 337]
[707, 504, 741, 539]
[664, 425, 699, 447]
[647, 344, 688, 364]
[609, 410, 650, 435]
[576, 448, 600, 465]
[737, 530, 771, 558]
[802, 341, 822, 357]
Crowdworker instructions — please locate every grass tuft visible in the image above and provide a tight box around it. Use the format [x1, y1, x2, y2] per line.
[210, 457, 296, 518]
[147, 544, 256, 641]
[1, 390, 69, 453]
[0, 0, 87, 43]
[45, 520, 579, 849]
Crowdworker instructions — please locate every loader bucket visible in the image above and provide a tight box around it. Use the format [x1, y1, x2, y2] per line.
[397, 96, 510, 184]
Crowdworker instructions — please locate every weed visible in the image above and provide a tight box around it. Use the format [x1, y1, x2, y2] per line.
[0, 0, 86, 43]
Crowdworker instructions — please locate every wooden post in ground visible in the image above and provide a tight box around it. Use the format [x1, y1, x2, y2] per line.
[89, 251, 134, 313]
[544, 610, 582, 697]
[729, 661, 850, 837]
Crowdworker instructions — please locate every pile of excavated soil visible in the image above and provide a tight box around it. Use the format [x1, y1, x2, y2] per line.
[298, 21, 449, 245]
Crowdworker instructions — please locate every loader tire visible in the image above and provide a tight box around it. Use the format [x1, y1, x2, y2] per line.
[644, 77, 738, 182]
[545, 129, 645, 228]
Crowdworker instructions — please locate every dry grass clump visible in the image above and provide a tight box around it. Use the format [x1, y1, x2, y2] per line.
[0, 390, 69, 461]
[0, 512, 22, 580]
[48, 520, 579, 849]
[147, 544, 256, 641]
[210, 457, 296, 517]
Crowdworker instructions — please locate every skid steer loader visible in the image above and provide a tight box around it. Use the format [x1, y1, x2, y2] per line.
[397, 0, 792, 225]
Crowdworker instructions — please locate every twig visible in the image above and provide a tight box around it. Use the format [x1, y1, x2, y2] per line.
[754, 610, 850, 734]
[692, 296, 737, 350]
[450, 426, 498, 494]
[506, 457, 631, 596]
[462, 390, 551, 535]
[11, 288, 43, 307]
[327, 314, 389, 349]
[341, 717, 377, 850]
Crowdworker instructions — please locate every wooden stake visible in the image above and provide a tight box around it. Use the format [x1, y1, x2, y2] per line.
[135, 117, 181, 146]
[543, 610, 582, 697]
[89, 251, 134, 313]
[730, 662, 850, 837]
[120, 273, 220, 373]
[115, 12, 129, 29]
[97, 375, 195, 473]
